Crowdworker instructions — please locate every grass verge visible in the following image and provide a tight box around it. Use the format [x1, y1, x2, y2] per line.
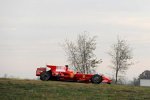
[0, 78, 150, 100]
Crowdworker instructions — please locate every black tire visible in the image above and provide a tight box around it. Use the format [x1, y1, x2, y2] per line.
[107, 82, 111, 84]
[40, 71, 51, 81]
[91, 74, 102, 84]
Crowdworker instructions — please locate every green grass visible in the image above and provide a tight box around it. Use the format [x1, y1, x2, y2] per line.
[0, 78, 150, 100]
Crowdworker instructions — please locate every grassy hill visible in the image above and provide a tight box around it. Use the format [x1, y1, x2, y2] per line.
[0, 78, 150, 100]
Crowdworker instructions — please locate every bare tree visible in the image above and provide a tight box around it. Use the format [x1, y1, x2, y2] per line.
[108, 37, 133, 84]
[64, 33, 101, 74]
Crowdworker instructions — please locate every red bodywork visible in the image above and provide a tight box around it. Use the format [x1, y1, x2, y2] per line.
[36, 65, 112, 84]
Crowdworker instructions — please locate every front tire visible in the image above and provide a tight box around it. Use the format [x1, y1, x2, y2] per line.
[91, 74, 102, 84]
[40, 71, 51, 81]
[107, 82, 111, 84]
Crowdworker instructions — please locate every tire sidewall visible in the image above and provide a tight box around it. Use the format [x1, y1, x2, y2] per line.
[91, 74, 102, 84]
[40, 71, 51, 81]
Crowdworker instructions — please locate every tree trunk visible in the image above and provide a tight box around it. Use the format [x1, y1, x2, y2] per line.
[115, 70, 118, 84]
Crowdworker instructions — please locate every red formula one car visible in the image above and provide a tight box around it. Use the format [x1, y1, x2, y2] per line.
[36, 65, 112, 84]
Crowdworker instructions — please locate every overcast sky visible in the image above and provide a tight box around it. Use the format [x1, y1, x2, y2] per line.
[0, 0, 150, 80]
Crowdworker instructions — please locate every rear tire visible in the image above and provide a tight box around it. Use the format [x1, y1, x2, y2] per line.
[91, 74, 102, 84]
[40, 71, 51, 81]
